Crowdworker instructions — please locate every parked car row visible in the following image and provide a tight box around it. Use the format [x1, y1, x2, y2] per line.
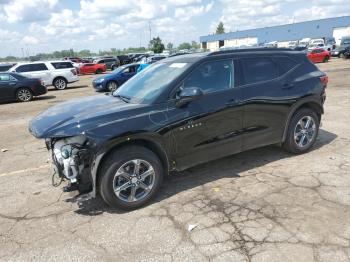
[0, 72, 47, 102]
[331, 36, 350, 58]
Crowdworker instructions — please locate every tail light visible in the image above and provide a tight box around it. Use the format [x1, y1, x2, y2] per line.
[320, 75, 328, 87]
[38, 79, 45, 86]
[71, 69, 77, 75]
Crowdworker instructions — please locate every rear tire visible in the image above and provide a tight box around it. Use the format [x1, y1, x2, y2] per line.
[53, 77, 67, 90]
[99, 146, 164, 210]
[283, 108, 319, 154]
[16, 88, 33, 102]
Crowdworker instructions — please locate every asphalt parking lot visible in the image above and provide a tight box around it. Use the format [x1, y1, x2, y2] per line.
[1, 59, 350, 261]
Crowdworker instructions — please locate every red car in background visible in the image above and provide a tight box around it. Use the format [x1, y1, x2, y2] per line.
[78, 63, 107, 74]
[307, 48, 331, 63]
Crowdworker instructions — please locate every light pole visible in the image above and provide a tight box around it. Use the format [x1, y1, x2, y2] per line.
[149, 21, 152, 43]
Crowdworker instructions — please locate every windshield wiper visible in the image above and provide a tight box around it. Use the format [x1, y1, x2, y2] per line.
[113, 94, 131, 103]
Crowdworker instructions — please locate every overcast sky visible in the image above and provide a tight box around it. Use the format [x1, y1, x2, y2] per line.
[0, 0, 349, 57]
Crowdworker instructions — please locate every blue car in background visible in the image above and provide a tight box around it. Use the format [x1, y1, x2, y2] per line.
[92, 63, 140, 92]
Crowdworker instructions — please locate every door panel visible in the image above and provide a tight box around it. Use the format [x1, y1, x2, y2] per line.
[167, 58, 243, 170]
[167, 88, 243, 170]
[239, 57, 292, 151]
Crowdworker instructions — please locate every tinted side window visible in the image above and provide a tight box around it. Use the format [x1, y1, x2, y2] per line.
[241, 58, 279, 85]
[184, 59, 234, 93]
[275, 56, 299, 74]
[122, 67, 135, 73]
[25, 63, 48, 72]
[16, 65, 32, 73]
[51, 62, 73, 69]
[98, 60, 104, 63]
[0, 74, 10, 81]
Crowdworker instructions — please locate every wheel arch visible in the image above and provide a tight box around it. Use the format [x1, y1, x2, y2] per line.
[52, 76, 67, 86]
[92, 137, 170, 197]
[282, 100, 323, 142]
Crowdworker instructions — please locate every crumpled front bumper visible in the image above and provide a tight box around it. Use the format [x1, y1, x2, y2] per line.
[46, 136, 94, 194]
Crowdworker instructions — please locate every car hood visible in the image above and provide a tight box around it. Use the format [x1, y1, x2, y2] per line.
[94, 72, 120, 82]
[29, 94, 147, 138]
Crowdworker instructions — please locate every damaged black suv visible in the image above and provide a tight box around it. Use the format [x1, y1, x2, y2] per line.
[29, 48, 328, 210]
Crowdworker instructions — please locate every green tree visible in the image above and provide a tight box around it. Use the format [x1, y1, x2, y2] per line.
[167, 42, 174, 50]
[149, 37, 165, 53]
[191, 41, 200, 49]
[216, 22, 225, 34]
[77, 49, 92, 57]
[178, 42, 192, 50]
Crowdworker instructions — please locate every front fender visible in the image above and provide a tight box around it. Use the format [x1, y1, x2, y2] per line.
[89, 132, 172, 197]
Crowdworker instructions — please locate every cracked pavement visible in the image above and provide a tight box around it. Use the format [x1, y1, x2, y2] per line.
[0, 60, 350, 261]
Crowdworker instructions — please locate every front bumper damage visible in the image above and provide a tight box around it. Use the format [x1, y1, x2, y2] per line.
[46, 135, 94, 194]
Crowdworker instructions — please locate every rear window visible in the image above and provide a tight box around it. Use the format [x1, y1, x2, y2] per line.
[275, 56, 299, 74]
[241, 57, 279, 85]
[51, 62, 74, 69]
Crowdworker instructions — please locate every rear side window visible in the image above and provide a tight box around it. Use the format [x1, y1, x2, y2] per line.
[51, 62, 73, 69]
[0, 74, 10, 81]
[241, 58, 279, 85]
[32, 63, 48, 71]
[275, 56, 299, 74]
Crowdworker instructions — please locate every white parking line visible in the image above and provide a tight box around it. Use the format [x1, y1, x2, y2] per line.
[0, 164, 50, 177]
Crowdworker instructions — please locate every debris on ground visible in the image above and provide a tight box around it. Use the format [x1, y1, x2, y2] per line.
[188, 224, 198, 232]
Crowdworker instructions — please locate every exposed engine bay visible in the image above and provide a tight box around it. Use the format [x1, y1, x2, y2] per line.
[47, 135, 93, 193]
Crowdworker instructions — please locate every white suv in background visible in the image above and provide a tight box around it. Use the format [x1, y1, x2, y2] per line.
[9, 61, 78, 90]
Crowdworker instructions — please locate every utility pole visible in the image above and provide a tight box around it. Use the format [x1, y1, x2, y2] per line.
[149, 21, 152, 44]
[140, 32, 142, 48]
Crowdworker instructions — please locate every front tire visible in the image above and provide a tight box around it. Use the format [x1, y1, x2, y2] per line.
[53, 77, 67, 90]
[283, 108, 319, 154]
[107, 81, 118, 92]
[99, 146, 164, 210]
[95, 69, 103, 74]
[16, 88, 33, 102]
[323, 56, 329, 63]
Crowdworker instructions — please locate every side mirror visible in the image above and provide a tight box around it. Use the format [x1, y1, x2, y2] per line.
[176, 87, 204, 108]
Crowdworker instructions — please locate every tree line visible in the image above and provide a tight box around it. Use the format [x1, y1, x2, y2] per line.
[0, 38, 202, 62]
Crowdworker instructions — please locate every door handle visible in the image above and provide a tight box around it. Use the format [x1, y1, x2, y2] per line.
[9, 82, 16, 85]
[282, 83, 294, 89]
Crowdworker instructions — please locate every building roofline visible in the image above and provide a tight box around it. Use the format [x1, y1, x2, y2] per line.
[200, 15, 350, 43]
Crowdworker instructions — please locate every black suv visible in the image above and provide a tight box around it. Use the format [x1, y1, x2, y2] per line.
[29, 49, 328, 210]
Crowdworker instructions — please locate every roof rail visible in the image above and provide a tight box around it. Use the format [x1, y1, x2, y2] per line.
[208, 47, 294, 56]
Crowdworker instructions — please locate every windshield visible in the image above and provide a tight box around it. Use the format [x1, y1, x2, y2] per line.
[112, 65, 126, 74]
[113, 62, 191, 103]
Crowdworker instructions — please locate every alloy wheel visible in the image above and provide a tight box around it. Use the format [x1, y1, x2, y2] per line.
[294, 116, 316, 148]
[108, 82, 117, 92]
[55, 79, 66, 90]
[112, 159, 155, 203]
[17, 89, 32, 102]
